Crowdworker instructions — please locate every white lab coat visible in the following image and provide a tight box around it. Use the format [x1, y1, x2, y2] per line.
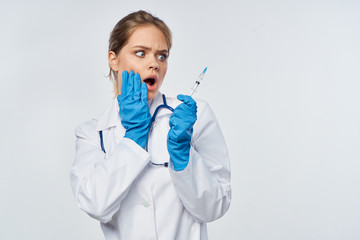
[70, 92, 231, 240]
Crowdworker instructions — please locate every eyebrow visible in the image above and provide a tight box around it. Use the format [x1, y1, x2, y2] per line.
[132, 45, 168, 53]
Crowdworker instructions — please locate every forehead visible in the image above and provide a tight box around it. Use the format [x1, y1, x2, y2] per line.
[126, 25, 168, 49]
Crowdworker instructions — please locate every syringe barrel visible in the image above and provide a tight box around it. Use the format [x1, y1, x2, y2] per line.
[191, 81, 200, 90]
[190, 81, 200, 96]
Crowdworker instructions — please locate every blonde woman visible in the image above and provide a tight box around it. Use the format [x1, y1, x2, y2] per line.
[70, 10, 231, 240]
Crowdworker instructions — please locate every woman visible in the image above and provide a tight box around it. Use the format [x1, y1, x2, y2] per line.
[70, 10, 231, 240]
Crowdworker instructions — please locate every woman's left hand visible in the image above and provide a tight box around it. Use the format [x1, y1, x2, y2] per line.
[167, 94, 197, 171]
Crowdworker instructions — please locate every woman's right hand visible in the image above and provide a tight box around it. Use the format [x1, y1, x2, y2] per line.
[117, 70, 151, 148]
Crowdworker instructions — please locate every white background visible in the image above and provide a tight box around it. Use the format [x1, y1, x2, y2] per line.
[1, 0, 360, 239]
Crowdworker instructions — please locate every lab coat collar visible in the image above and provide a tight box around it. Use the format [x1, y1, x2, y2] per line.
[149, 91, 164, 117]
[95, 92, 165, 131]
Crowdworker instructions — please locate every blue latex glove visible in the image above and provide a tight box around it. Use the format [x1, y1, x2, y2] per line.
[117, 71, 151, 148]
[167, 94, 197, 171]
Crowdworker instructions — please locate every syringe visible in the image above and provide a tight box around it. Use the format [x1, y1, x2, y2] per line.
[190, 67, 207, 96]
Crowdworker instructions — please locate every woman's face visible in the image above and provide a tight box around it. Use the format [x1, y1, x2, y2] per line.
[109, 25, 169, 100]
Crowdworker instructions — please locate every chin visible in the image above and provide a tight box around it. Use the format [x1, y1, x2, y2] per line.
[147, 88, 161, 100]
[147, 92, 155, 100]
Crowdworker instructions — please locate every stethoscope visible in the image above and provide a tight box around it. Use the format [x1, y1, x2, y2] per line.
[150, 94, 174, 123]
[147, 94, 174, 167]
[99, 94, 174, 167]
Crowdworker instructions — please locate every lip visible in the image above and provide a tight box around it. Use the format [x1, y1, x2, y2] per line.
[143, 74, 158, 91]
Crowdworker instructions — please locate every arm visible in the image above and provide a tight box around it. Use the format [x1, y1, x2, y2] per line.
[70, 122, 150, 223]
[170, 102, 231, 222]
[70, 70, 152, 223]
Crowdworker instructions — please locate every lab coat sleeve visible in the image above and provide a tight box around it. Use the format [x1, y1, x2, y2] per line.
[70, 121, 150, 223]
[169, 101, 231, 223]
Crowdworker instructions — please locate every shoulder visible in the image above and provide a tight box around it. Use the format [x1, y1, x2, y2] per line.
[74, 118, 107, 149]
[75, 119, 99, 142]
[194, 98, 213, 118]
[194, 99, 217, 129]
[75, 119, 97, 133]
[75, 99, 119, 138]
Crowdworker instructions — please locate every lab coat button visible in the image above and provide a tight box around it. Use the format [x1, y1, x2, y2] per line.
[142, 200, 150, 208]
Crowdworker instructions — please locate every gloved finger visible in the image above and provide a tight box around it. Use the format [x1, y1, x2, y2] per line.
[169, 113, 177, 128]
[173, 101, 197, 121]
[168, 122, 193, 142]
[140, 82, 148, 104]
[177, 94, 197, 110]
[169, 114, 190, 132]
[133, 73, 141, 99]
[169, 110, 183, 128]
[121, 70, 129, 96]
[127, 70, 135, 97]
[170, 117, 194, 133]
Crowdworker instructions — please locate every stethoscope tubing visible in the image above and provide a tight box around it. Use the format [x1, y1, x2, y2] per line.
[147, 94, 174, 167]
[151, 94, 174, 123]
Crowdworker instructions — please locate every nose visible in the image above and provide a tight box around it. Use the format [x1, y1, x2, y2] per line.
[148, 55, 159, 71]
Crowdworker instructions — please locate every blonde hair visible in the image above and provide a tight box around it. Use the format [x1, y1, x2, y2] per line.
[108, 10, 172, 92]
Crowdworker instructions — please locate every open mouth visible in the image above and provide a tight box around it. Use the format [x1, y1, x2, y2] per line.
[144, 77, 155, 86]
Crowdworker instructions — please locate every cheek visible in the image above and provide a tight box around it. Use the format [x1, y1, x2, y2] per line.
[161, 64, 168, 77]
[119, 61, 143, 76]
[117, 53, 138, 72]
[116, 61, 129, 73]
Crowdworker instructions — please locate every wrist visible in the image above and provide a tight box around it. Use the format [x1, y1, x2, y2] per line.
[124, 124, 151, 149]
[167, 140, 190, 171]
[172, 159, 189, 171]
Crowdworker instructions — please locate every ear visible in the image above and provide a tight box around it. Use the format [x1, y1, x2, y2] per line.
[108, 51, 119, 71]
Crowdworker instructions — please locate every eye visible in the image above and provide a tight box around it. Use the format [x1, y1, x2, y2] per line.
[135, 51, 145, 57]
[158, 54, 167, 62]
